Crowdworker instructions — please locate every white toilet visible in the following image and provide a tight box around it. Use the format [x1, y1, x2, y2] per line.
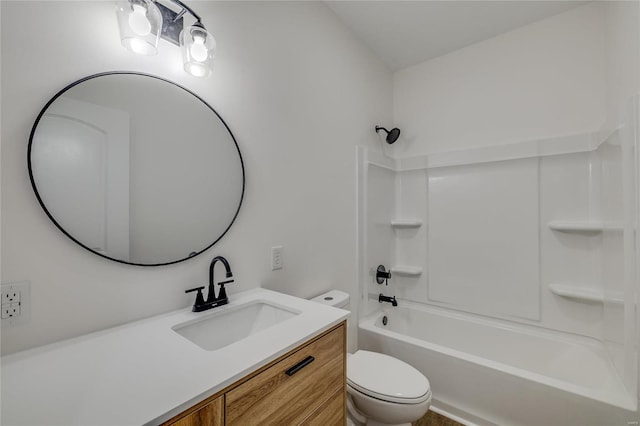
[311, 291, 432, 426]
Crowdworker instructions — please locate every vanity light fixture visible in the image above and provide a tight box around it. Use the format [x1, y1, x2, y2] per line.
[115, 0, 216, 77]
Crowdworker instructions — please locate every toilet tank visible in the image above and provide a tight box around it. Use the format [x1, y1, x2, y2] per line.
[311, 290, 350, 310]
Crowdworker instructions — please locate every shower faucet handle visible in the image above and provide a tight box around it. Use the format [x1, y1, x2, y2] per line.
[376, 265, 392, 285]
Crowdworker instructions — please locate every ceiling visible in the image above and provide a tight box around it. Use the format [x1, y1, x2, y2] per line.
[325, 1, 587, 71]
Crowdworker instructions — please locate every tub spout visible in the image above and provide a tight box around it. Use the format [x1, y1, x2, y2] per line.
[379, 293, 398, 306]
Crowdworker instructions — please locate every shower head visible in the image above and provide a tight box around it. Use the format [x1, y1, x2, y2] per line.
[375, 126, 401, 144]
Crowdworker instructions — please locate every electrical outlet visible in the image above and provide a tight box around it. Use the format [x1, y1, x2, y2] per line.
[271, 246, 283, 270]
[1, 281, 30, 326]
[2, 290, 20, 304]
[2, 303, 20, 319]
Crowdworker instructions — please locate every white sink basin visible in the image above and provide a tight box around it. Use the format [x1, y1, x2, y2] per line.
[172, 301, 301, 351]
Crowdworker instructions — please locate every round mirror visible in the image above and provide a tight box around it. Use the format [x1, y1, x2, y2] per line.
[28, 72, 245, 266]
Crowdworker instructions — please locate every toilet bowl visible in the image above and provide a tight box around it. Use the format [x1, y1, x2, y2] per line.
[311, 291, 432, 426]
[347, 350, 431, 426]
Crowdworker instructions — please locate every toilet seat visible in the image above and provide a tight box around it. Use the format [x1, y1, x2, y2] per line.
[347, 350, 431, 405]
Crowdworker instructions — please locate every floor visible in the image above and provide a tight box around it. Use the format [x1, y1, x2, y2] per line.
[414, 410, 464, 426]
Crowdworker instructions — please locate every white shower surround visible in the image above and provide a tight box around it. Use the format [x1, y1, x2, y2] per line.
[356, 108, 639, 424]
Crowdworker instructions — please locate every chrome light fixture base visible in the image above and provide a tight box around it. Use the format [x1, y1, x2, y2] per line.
[156, 2, 183, 45]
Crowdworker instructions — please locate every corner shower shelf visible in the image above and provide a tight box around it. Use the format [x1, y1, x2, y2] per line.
[548, 220, 623, 233]
[548, 221, 604, 233]
[391, 219, 423, 229]
[391, 266, 423, 276]
[549, 283, 623, 305]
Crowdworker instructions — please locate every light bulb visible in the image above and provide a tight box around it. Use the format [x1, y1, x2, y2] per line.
[189, 34, 209, 62]
[129, 4, 151, 36]
[187, 63, 208, 77]
[180, 24, 214, 77]
[129, 38, 151, 55]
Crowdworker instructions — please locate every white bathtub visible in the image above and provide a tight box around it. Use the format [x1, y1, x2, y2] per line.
[358, 301, 638, 426]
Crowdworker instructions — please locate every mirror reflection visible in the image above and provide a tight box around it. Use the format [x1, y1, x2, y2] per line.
[29, 72, 244, 266]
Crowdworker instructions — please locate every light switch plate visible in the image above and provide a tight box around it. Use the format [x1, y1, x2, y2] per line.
[271, 246, 283, 270]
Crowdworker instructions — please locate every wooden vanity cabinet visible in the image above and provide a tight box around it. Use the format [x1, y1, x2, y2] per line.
[163, 322, 346, 426]
[169, 397, 223, 426]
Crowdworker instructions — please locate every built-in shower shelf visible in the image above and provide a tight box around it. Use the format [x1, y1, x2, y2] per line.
[391, 266, 423, 276]
[548, 221, 606, 233]
[549, 283, 623, 305]
[391, 219, 423, 229]
[548, 220, 624, 232]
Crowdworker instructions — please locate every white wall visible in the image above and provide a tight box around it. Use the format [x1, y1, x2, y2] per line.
[0, 1, 392, 355]
[393, 3, 607, 157]
[604, 1, 640, 131]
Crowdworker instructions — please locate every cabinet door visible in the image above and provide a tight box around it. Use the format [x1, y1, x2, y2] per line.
[300, 388, 345, 426]
[168, 396, 223, 426]
[225, 324, 345, 425]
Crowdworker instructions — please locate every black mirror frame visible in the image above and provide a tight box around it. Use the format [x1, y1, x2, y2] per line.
[27, 71, 245, 267]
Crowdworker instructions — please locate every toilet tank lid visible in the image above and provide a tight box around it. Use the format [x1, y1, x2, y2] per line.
[310, 290, 349, 308]
[347, 350, 430, 402]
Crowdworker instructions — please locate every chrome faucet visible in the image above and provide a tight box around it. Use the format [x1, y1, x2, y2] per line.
[185, 255, 234, 312]
[379, 293, 398, 307]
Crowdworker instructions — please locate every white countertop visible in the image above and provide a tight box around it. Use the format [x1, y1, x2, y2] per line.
[1, 288, 349, 425]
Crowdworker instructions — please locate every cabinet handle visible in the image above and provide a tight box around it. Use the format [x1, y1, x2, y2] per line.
[285, 355, 315, 376]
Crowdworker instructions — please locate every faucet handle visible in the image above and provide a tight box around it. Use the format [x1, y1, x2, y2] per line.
[376, 265, 392, 285]
[185, 286, 206, 311]
[216, 279, 233, 304]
